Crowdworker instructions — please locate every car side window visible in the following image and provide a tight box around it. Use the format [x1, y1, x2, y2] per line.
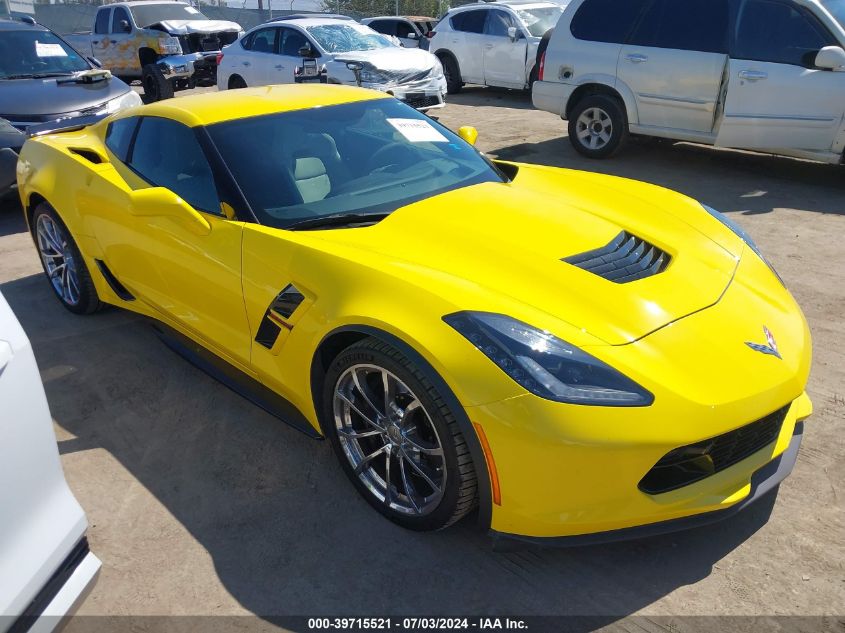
[451, 10, 487, 34]
[105, 117, 139, 163]
[128, 117, 221, 215]
[732, 0, 834, 66]
[94, 8, 111, 35]
[245, 27, 277, 53]
[370, 20, 396, 35]
[628, 0, 729, 53]
[570, 0, 649, 43]
[279, 27, 309, 56]
[396, 20, 415, 38]
[485, 10, 516, 37]
[111, 7, 132, 34]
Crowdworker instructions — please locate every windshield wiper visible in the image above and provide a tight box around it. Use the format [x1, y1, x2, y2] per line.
[2, 72, 76, 80]
[286, 212, 389, 231]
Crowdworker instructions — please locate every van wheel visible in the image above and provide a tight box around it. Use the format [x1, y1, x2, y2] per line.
[440, 55, 462, 94]
[142, 63, 174, 102]
[568, 94, 628, 159]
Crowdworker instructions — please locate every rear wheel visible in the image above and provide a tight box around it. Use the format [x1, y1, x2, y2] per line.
[228, 74, 247, 89]
[32, 203, 101, 315]
[439, 55, 462, 95]
[322, 338, 477, 531]
[568, 94, 628, 159]
[142, 63, 174, 102]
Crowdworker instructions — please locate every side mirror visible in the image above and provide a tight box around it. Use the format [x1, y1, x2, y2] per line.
[119, 19, 131, 33]
[507, 26, 519, 42]
[0, 148, 18, 193]
[129, 187, 211, 236]
[815, 45, 845, 70]
[457, 125, 478, 146]
[406, 32, 417, 39]
[298, 45, 316, 58]
[87, 56, 103, 68]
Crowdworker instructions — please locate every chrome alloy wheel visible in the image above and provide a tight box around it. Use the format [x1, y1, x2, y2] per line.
[333, 364, 446, 516]
[575, 106, 613, 150]
[35, 214, 81, 306]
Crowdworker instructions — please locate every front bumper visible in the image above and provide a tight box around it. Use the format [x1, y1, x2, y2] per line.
[362, 75, 447, 111]
[157, 52, 219, 85]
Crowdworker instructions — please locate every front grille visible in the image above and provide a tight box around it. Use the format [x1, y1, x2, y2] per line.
[639, 405, 789, 494]
[403, 94, 440, 110]
[563, 231, 670, 283]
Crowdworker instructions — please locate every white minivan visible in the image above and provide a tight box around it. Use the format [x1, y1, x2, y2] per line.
[533, 0, 845, 163]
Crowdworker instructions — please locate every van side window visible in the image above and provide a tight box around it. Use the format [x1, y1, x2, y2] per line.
[570, 0, 649, 43]
[628, 0, 729, 53]
[94, 8, 111, 35]
[733, 0, 834, 66]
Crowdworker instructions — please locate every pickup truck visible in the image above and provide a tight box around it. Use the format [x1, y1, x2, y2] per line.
[65, 1, 242, 101]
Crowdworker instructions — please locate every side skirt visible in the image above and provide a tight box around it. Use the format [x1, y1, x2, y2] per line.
[152, 323, 322, 440]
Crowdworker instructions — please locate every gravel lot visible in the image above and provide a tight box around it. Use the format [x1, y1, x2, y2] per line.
[1, 86, 843, 628]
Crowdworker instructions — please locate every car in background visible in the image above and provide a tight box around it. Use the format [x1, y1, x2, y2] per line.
[64, 2, 242, 101]
[218, 16, 446, 111]
[533, 0, 845, 163]
[361, 15, 435, 48]
[0, 290, 101, 631]
[0, 18, 140, 195]
[428, 1, 565, 93]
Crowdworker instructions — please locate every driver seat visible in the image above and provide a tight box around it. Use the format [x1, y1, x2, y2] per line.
[292, 156, 330, 203]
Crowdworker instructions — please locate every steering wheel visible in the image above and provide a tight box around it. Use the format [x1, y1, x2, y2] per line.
[366, 142, 411, 174]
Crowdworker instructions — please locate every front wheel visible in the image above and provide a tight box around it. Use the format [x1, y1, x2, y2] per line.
[142, 63, 174, 102]
[32, 203, 101, 314]
[568, 94, 628, 159]
[322, 338, 477, 531]
[440, 55, 462, 95]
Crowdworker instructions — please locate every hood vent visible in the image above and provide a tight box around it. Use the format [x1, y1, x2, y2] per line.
[563, 231, 670, 283]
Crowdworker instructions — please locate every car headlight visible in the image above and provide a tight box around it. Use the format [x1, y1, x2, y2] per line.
[158, 36, 182, 55]
[99, 90, 143, 115]
[443, 312, 653, 406]
[701, 204, 784, 285]
[431, 57, 444, 78]
[360, 68, 390, 85]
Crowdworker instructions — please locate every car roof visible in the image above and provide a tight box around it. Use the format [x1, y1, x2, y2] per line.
[261, 15, 357, 27]
[365, 15, 434, 20]
[111, 84, 390, 128]
[104, 1, 190, 6]
[449, 0, 556, 10]
[0, 18, 49, 31]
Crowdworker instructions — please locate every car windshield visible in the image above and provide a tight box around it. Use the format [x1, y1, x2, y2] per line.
[207, 98, 503, 229]
[515, 5, 564, 36]
[821, 0, 845, 27]
[0, 30, 90, 79]
[306, 23, 393, 52]
[130, 3, 208, 27]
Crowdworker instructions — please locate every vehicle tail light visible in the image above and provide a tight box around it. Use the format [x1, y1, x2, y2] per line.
[216, 52, 224, 65]
[538, 51, 546, 81]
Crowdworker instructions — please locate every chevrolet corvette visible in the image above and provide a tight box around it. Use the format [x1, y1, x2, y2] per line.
[14, 85, 812, 543]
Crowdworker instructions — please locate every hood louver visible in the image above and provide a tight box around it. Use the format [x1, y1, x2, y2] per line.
[563, 231, 670, 283]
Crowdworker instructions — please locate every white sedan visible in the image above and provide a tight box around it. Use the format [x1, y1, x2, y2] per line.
[0, 291, 100, 632]
[217, 16, 447, 111]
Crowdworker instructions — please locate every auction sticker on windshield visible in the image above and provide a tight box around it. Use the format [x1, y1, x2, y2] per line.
[387, 118, 448, 143]
[35, 41, 68, 57]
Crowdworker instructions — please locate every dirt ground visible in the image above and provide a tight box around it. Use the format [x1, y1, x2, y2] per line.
[1, 86, 843, 628]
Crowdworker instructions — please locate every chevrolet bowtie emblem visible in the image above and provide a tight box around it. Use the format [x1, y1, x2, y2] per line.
[746, 326, 781, 360]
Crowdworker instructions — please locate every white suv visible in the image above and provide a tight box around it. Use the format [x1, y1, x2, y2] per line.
[0, 291, 100, 631]
[428, 1, 565, 93]
[361, 16, 435, 48]
[533, 0, 845, 163]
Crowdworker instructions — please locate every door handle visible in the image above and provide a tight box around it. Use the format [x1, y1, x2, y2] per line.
[242, 61, 251, 66]
[625, 53, 648, 63]
[485, 44, 493, 49]
[274, 64, 284, 70]
[738, 70, 767, 81]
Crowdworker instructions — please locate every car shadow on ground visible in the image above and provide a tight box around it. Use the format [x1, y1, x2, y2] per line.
[1, 274, 781, 626]
[0, 196, 25, 237]
[490, 134, 844, 217]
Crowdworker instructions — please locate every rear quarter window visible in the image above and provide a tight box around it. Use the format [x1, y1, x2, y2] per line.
[451, 9, 487, 34]
[569, 0, 649, 43]
[104, 117, 138, 162]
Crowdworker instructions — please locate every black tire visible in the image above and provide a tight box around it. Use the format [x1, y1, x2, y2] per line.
[439, 54, 462, 95]
[567, 93, 628, 159]
[228, 75, 247, 89]
[321, 337, 478, 531]
[31, 202, 101, 315]
[142, 63, 174, 102]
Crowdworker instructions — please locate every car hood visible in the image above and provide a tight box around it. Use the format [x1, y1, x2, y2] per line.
[151, 19, 241, 34]
[310, 165, 742, 346]
[0, 73, 129, 123]
[332, 47, 437, 73]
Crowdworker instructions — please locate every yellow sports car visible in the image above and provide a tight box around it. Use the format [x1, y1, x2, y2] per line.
[14, 85, 812, 544]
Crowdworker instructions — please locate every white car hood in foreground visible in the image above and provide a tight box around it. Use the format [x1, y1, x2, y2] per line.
[153, 19, 241, 34]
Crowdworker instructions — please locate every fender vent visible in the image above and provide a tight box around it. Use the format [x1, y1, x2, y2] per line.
[563, 231, 670, 283]
[95, 260, 134, 301]
[68, 147, 105, 164]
